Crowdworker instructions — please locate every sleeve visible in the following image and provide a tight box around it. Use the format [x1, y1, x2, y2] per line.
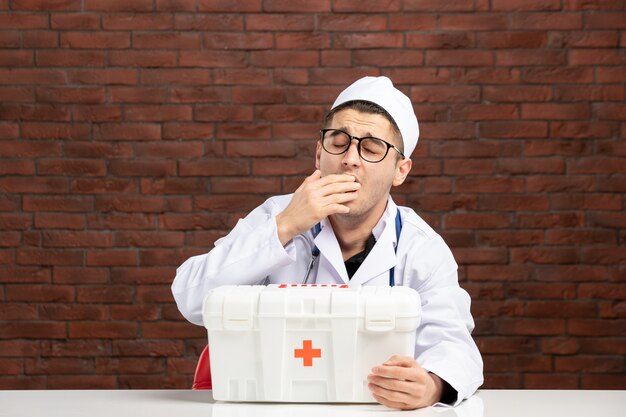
[171, 197, 297, 326]
[404, 235, 484, 406]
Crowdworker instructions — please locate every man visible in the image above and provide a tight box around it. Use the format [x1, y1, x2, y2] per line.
[172, 76, 483, 409]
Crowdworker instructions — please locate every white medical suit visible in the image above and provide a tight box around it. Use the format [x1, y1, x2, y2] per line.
[172, 194, 484, 405]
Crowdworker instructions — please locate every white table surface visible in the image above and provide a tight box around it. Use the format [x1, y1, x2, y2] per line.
[1, 389, 625, 417]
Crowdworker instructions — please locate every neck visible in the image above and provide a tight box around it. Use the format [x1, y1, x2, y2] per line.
[330, 200, 388, 261]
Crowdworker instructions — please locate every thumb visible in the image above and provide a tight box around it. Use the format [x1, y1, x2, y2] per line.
[305, 169, 321, 182]
[383, 355, 417, 367]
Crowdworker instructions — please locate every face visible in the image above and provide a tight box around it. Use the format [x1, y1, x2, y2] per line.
[315, 108, 412, 221]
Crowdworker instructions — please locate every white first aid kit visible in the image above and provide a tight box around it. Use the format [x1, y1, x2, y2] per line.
[202, 284, 421, 403]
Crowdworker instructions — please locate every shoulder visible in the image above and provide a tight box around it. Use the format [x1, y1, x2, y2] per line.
[397, 205, 441, 243]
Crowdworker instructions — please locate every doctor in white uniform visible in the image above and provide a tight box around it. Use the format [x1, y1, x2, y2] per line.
[172, 76, 483, 410]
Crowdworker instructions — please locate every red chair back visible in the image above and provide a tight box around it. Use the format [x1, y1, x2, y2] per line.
[192, 345, 212, 390]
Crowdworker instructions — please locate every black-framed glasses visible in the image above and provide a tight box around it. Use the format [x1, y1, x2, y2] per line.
[319, 128, 405, 163]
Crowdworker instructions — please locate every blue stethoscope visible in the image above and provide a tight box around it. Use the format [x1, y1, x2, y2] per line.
[302, 208, 402, 286]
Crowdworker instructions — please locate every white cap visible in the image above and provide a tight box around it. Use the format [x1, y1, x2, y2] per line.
[331, 76, 419, 158]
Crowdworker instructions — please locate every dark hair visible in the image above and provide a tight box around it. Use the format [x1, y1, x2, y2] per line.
[323, 100, 404, 153]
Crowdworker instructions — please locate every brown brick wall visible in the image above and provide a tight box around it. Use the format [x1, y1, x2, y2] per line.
[0, 0, 624, 390]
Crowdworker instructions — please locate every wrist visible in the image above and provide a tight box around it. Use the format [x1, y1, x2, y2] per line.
[275, 213, 295, 246]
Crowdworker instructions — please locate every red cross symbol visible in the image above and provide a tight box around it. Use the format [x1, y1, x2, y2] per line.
[294, 340, 321, 367]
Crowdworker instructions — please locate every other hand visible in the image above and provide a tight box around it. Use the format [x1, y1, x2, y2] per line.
[275, 170, 360, 245]
[367, 355, 444, 410]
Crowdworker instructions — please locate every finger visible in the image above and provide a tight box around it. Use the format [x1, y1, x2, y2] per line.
[368, 374, 414, 396]
[316, 173, 358, 186]
[371, 362, 424, 382]
[383, 355, 416, 367]
[317, 181, 360, 197]
[371, 392, 411, 411]
[369, 383, 414, 409]
[303, 170, 322, 184]
[321, 190, 359, 206]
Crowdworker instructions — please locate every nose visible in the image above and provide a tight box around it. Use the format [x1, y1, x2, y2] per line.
[341, 139, 361, 167]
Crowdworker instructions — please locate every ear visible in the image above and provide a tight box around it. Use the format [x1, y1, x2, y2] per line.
[315, 140, 322, 170]
[392, 157, 412, 187]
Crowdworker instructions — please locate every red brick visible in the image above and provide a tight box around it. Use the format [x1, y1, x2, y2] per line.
[73, 105, 123, 122]
[0, 266, 50, 283]
[51, 13, 100, 29]
[174, 13, 244, 30]
[60, 31, 130, 49]
[71, 178, 134, 194]
[40, 210, 83, 232]
[354, 50, 423, 67]
[582, 374, 626, 390]
[568, 319, 626, 336]
[68, 69, 138, 85]
[511, 247, 579, 264]
[427, 50, 493, 67]
[407, 33, 474, 49]
[86, 213, 154, 231]
[47, 375, 117, 389]
[440, 14, 508, 31]
[0, 160, 34, 175]
[411, 86, 480, 104]
[523, 373, 578, 389]
[134, 33, 200, 49]
[388, 14, 437, 31]
[94, 196, 166, 213]
[108, 51, 177, 68]
[492, 0, 560, 10]
[84, 0, 152, 11]
[198, 0, 261, 11]
[525, 67, 593, 84]
[140, 69, 210, 85]
[94, 123, 161, 141]
[156, 0, 195, 11]
[509, 13, 582, 30]
[111, 305, 160, 321]
[319, 14, 388, 31]
[110, 87, 168, 103]
[580, 339, 626, 355]
[0, 13, 48, 29]
[112, 340, 183, 357]
[496, 318, 565, 336]
[565, 0, 625, 9]
[102, 13, 173, 30]
[598, 67, 626, 83]
[0, 69, 65, 85]
[22, 32, 56, 49]
[0, 340, 39, 357]
[1, 322, 67, 339]
[41, 340, 109, 357]
[142, 322, 205, 338]
[550, 30, 620, 48]
[0, 50, 32, 67]
[444, 213, 512, 229]
[0, 31, 20, 48]
[585, 12, 626, 29]
[216, 123, 272, 140]
[69, 322, 138, 338]
[194, 195, 263, 213]
[42, 231, 112, 249]
[498, 49, 567, 66]
[250, 51, 319, 67]
[53, 267, 108, 284]
[87, 250, 137, 266]
[0, 303, 37, 320]
[203, 32, 272, 50]
[15, 249, 83, 266]
[39, 304, 108, 321]
[38, 159, 107, 177]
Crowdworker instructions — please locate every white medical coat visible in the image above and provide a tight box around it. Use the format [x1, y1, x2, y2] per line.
[172, 194, 484, 405]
